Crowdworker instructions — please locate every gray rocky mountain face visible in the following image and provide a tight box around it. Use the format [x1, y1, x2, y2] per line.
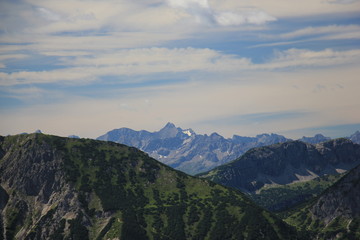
[310, 163, 360, 225]
[299, 134, 331, 144]
[97, 123, 360, 175]
[349, 130, 360, 144]
[199, 138, 360, 193]
[298, 131, 360, 144]
[0, 135, 83, 239]
[285, 163, 360, 239]
[97, 123, 290, 175]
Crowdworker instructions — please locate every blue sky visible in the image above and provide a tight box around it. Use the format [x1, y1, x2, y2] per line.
[1, 0, 360, 139]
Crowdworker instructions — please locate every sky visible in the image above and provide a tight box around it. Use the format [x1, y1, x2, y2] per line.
[0, 0, 360, 139]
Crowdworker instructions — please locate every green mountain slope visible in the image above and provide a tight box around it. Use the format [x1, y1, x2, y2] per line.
[285, 164, 360, 240]
[250, 174, 344, 212]
[0, 133, 300, 240]
[198, 139, 360, 212]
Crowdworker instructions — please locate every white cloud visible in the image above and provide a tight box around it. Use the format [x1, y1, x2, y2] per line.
[212, 0, 360, 18]
[0, 54, 29, 61]
[275, 24, 360, 39]
[0, 47, 250, 86]
[0, 68, 96, 86]
[1, 65, 359, 139]
[265, 48, 360, 69]
[166, 0, 276, 26]
[215, 9, 276, 26]
[36, 7, 62, 21]
[40, 51, 91, 57]
[2, 86, 48, 101]
[0, 32, 187, 54]
[1, 0, 360, 140]
[1, 47, 359, 87]
[62, 47, 251, 71]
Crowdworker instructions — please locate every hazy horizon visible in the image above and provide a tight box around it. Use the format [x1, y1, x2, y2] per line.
[1, 0, 360, 139]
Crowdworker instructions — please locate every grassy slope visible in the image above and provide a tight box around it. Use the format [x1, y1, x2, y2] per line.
[250, 174, 344, 212]
[1, 134, 301, 240]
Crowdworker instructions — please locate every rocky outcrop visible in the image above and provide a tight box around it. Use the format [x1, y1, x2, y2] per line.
[285, 163, 360, 239]
[0, 134, 86, 239]
[349, 131, 360, 144]
[299, 134, 331, 144]
[310, 164, 360, 225]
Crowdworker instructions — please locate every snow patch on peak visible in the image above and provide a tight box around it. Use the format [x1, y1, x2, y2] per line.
[183, 130, 192, 136]
[183, 129, 195, 137]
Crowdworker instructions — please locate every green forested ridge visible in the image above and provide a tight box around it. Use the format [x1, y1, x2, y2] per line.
[250, 174, 344, 212]
[198, 139, 360, 215]
[0, 133, 301, 239]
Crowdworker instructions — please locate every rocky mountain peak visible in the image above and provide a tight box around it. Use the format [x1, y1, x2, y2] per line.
[350, 130, 360, 144]
[163, 122, 176, 128]
[156, 122, 181, 139]
[299, 133, 331, 144]
[210, 132, 222, 138]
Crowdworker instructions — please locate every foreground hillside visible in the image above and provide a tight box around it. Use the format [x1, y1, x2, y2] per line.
[199, 139, 360, 192]
[0, 133, 300, 239]
[250, 174, 344, 212]
[198, 139, 360, 211]
[285, 163, 360, 239]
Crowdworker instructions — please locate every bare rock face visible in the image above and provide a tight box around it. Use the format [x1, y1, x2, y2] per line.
[299, 134, 331, 144]
[349, 131, 360, 144]
[0, 134, 87, 239]
[310, 164, 360, 225]
[199, 138, 360, 193]
[284, 162, 360, 240]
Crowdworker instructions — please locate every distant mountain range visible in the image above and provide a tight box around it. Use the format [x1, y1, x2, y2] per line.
[97, 123, 360, 175]
[198, 138, 360, 193]
[298, 134, 331, 144]
[97, 122, 291, 175]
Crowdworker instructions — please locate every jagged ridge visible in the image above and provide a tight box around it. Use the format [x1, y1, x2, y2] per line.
[97, 122, 290, 175]
[198, 139, 360, 193]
